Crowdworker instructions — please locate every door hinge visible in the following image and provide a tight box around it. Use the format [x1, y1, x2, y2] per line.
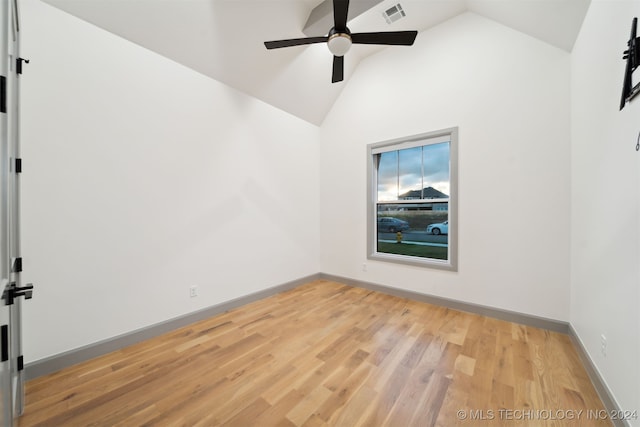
[16, 58, 29, 75]
[15, 158, 22, 174]
[2, 283, 33, 306]
[0, 75, 6, 113]
[17, 355, 23, 371]
[1, 325, 8, 362]
[12, 257, 22, 273]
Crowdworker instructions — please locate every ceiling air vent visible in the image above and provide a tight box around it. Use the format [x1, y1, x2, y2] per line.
[383, 3, 406, 25]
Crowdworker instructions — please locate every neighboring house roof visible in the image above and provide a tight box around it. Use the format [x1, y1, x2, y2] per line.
[399, 187, 448, 199]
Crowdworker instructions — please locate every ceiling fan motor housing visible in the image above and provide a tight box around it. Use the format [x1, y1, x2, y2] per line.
[327, 27, 352, 56]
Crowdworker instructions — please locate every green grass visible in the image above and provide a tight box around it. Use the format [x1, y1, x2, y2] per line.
[377, 241, 448, 260]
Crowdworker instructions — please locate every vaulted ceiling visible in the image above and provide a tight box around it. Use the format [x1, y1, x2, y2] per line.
[43, 0, 591, 125]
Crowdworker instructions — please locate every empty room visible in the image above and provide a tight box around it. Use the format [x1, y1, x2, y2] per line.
[0, 0, 638, 425]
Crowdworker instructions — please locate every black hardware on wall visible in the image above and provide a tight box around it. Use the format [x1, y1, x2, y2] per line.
[621, 17, 640, 110]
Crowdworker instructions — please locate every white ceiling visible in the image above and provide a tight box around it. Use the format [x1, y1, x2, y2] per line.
[42, 0, 591, 125]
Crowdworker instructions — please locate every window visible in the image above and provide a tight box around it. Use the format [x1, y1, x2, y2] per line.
[367, 128, 458, 270]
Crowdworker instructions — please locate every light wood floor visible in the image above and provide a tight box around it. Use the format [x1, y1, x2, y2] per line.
[19, 280, 610, 426]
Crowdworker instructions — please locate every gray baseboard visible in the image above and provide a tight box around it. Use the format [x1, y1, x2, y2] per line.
[26, 271, 626, 427]
[319, 273, 569, 333]
[568, 325, 631, 427]
[26, 272, 569, 380]
[25, 273, 321, 380]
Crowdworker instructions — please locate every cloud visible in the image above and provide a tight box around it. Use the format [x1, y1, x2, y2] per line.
[377, 142, 450, 200]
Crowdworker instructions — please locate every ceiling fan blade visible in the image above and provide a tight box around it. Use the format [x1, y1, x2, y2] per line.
[351, 31, 418, 45]
[264, 36, 328, 49]
[332, 55, 344, 83]
[333, 0, 349, 32]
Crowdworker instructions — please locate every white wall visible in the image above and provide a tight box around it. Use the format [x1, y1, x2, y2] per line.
[19, 0, 320, 363]
[320, 12, 571, 321]
[571, 0, 640, 421]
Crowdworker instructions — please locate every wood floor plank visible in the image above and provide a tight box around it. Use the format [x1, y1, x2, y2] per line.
[19, 280, 611, 427]
[255, 389, 304, 426]
[317, 363, 372, 424]
[286, 383, 332, 426]
[332, 385, 377, 427]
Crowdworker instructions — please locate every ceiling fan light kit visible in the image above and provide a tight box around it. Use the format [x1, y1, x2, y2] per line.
[264, 0, 418, 83]
[327, 30, 352, 56]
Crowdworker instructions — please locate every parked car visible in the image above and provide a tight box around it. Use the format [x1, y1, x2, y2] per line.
[426, 221, 448, 235]
[377, 217, 410, 232]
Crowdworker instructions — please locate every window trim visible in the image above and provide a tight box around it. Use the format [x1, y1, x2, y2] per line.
[367, 127, 458, 271]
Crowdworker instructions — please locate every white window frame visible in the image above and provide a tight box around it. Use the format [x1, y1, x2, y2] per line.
[367, 127, 458, 271]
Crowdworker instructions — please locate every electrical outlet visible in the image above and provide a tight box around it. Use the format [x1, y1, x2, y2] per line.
[600, 334, 607, 357]
[189, 286, 198, 298]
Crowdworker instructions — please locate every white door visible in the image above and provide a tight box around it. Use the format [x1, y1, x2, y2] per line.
[1, 0, 30, 424]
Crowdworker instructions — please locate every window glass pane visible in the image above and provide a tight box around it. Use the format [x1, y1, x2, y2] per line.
[376, 203, 448, 260]
[398, 146, 422, 199]
[422, 142, 450, 198]
[369, 128, 457, 270]
[377, 151, 398, 202]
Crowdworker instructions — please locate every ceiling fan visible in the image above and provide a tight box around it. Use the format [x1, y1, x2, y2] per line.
[264, 0, 418, 83]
